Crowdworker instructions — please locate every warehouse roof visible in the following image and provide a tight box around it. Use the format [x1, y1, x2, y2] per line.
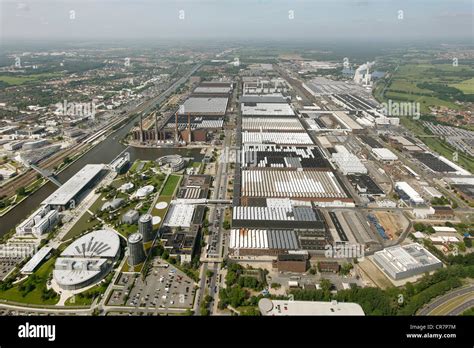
[43, 164, 105, 206]
[372, 148, 398, 161]
[230, 229, 300, 250]
[240, 94, 287, 104]
[21, 246, 53, 274]
[258, 298, 365, 316]
[373, 243, 442, 275]
[241, 103, 295, 117]
[164, 204, 195, 228]
[180, 97, 228, 115]
[193, 86, 231, 94]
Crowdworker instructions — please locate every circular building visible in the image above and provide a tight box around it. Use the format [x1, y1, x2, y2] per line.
[53, 229, 120, 291]
[127, 232, 146, 266]
[156, 155, 186, 172]
[138, 213, 154, 242]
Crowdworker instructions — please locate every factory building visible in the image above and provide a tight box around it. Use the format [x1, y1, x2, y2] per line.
[42, 164, 106, 210]
[242, 132, 314, 145]
[332, 145, 367, 175]
[241, 169, 351, 202]
[241, 144, 330, 169]
[242, 117, 305, 132]
[373, 243, 443, 280]
[395, 182, 425, 205]
[241, 103, 295, 117]
[127, 232, 146, 266]
[232, 205, 326, 230]
[258, 298, 365, 316]
[371, 148, 398, 163]
[179, 97, 228, 116]
[229, 229, 300, 256]
[273, 253, 308, 273]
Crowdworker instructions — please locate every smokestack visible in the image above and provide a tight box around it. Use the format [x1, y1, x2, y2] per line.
[154, 111, 159, 145]
[139, 114, 144, 143]
[175, 112, 179, 142]
[187, 113, 191, 143]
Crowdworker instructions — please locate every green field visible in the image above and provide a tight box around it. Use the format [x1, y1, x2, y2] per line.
[0, 257, 59, 305]
[376, 62, 474, 173]
[0, 72, 63, 86]
[380, 63, 473, 112]
[450, 78, 474, 94]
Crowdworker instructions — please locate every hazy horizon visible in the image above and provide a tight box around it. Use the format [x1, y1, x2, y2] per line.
[1, 0, 473, 41]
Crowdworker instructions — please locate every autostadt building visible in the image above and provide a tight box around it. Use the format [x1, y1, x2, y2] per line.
[53, 229, 120, 290]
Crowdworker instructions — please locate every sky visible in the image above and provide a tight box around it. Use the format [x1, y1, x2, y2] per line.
[1, 0, 473, 41]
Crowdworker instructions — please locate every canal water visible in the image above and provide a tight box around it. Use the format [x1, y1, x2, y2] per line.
[0, 115, 203, 236]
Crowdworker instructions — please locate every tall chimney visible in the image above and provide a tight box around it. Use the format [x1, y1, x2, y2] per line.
[175, 112, 179, 142]
[154, 111, 159, 145]
[139, 114, 144, 143]
[187, 113, 191, 143]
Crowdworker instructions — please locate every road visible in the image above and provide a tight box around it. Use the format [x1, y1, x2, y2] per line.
[418, 284, 474, 315]
[193, 79, 238, 315]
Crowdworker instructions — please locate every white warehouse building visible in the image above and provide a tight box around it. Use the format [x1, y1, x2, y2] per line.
[395, 181, 425, 205]
[332, 145, 367, 175]
[373, 243, 442, 280]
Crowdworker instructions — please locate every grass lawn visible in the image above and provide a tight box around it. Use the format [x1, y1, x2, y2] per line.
[116, 223, 138, 238]
[160, 175, 181, 196]
[150, 196, 172, 229]
[62, 212, 100, 241]
[0, 257, 58, 305]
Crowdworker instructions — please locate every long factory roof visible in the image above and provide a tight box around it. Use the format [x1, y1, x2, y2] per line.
[42, 164, 105, 206]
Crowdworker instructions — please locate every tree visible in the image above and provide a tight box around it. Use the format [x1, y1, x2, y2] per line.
[340, 263, 354, 276]
[16, 187, 26, 196]
[414, 222, 426, 232]
[320, 279, 332, 293]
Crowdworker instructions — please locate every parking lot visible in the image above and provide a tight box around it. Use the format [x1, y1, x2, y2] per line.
[124, 259, 195, 311]
[0, 256, 23, 281]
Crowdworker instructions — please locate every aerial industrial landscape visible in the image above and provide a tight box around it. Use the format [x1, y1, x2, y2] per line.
[0, 1, 473, 333]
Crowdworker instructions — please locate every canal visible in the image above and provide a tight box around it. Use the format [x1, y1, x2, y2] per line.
[0, 65, 204, 236]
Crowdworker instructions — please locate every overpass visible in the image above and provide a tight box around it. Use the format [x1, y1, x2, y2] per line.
[29, 164, 62, 187]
